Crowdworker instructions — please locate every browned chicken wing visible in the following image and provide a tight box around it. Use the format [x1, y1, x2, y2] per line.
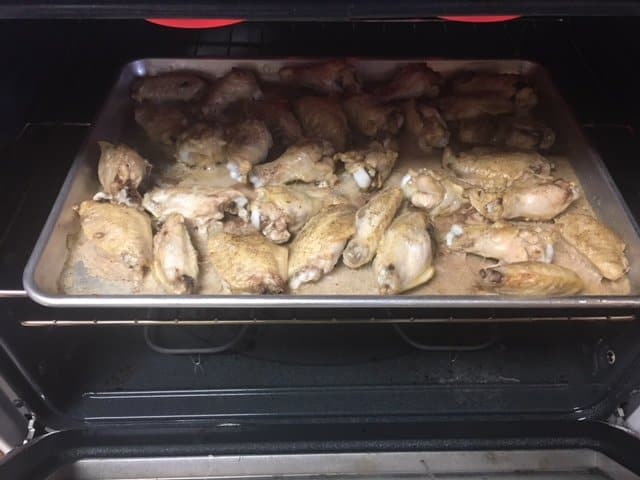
[377, 63, 443, 102]
[403, 99, 449, 151]
[201, 68, 262, 119]
[343, 93, 403, 138]
[279, 60, 361, 94]
[294, 96, 350, 151]
[131, 72, 207, 103]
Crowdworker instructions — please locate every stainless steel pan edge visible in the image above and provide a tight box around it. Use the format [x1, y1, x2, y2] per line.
[22, 58, 640, 309]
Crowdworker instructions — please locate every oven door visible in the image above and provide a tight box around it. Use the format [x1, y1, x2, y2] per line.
[1, 420, 640, 479]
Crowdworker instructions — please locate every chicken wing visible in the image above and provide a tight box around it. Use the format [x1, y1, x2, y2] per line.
[293, 96, 349, 151]
[343, 187, 404, 269]
[556, 213, 629, 280]
[373, 211, 434, 294]
[152, 213, 199, 294]
[457, 115, 555, 150]
[433, 95, 515, 122]
[225, 118, 273, 183]
[201, 68, 262, 119]
[288, 204, 356, 289]
[208, 233, 288, 294]
[342, 94, 403, 138]
[334, 140, 399, 191]
[250, 185, 335, 244]
[401, 169, 467, 217]
[251, 99, 303, 149]
[442, 147, 552, 190]
[96, 142, 151, 205]
[479, 262, 583, 296]
[131, 72, 207, 103]
[469, 178, 579, 222]
[279, 60, 361, 94]
[450, 72, 538, 110]
[134, 102, 190, 145]
[142, 185, 249, 239]
[403, 99, 449, 151]
[446, 222, 554, 264]
[377, 63, 442, 102]
[174, 123, 227, 169]
[249, 139, 336, 188]
[77, 200, 153, 284]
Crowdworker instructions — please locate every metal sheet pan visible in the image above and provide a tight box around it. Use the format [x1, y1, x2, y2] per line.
[23, 58, 640, 308]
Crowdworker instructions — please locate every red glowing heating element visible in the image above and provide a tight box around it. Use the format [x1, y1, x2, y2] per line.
[146, 19, 245, 29]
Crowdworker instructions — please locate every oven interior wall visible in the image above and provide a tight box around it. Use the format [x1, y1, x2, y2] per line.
[1, 17, 640, 427]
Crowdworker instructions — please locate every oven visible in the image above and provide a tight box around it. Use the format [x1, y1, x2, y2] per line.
[2, 4, 640, 479]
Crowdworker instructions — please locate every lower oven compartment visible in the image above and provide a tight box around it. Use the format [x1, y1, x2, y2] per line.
[2, 17, 640, 437]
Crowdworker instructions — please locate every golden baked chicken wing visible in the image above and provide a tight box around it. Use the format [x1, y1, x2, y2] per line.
[96, 142, 151, 205]
[334, 140, 399, 191]
[134, 102, 190, 145]
[401, 169, 467, 217]
[174, 123, 227, 169]
[469, 178, 579, 222]
[249, 139, 336, 188]
[446, 222, 554, 264]
[450, 72, 538, 110]
[373, 211, 434, 294]
[208, 233, 288, 294]
[152, 213, 199, 294]
[77, 200, 153, 284]
[433, 95, 515, 122]
[479, 262, 583, 296]
[343, 187, 404, 269]
[442, 147, 552, 190]
[225, 119, 273, 183]
[557, 213, 629, 281]
[288, 204, 356, 290]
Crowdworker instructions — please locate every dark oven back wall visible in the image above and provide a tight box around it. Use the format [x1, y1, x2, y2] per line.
[2, 17, 640, 427]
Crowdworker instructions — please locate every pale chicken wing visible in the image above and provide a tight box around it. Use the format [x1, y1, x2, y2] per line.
[343, 94, 403, 138]
[174, 123, 227, 169]
[445, 222, 554, 264]
[96, 142, 151, 205]
[77, 200, 153, 284]
[557, 213, 629, 280]
[373, 211, 434, 294]
[142, 185, 249, 239]
[250, 185, 333, 244]
[134, 102, 190, 145]
[279, 60, 361, 94]
[225, 118, 273, 183]
[202, 68, 262, 119]
[442, 147, 552, 190]
[403, 99, 449, 151]
[294, 96, 349, 151]
[433, 95, 515, 121]
[457, 115, 555, 150]
[334, 140, 399, 191]
[450, 72, 538, 110]
[288, 204, 356, 289]
[131, 72, 207, 103]
[250, 139, 336, 188]
[479, 262, 583, 296]
[401, 169, 467, 217]
[469, 178, 579, 222]
[152, 213, 199, 294]
[377, 63, 443, 102]
[208, 233, 288, 294]
[343, 187, 404, 269]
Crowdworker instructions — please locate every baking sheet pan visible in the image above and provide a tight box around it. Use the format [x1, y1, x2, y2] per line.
[23, 58, 640, 308]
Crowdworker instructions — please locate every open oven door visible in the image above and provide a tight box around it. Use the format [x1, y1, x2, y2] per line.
[2, 420, 640, 479]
